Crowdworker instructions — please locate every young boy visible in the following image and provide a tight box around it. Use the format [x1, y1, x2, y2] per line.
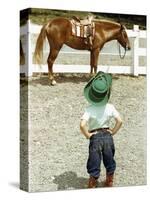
[80, 71, 122, 188]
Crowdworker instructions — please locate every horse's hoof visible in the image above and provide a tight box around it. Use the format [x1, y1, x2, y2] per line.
[51, 80, 57, 86]
[90, 73, 96, 77]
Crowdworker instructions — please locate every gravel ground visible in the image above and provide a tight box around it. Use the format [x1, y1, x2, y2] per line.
[20, 74, 146, 192]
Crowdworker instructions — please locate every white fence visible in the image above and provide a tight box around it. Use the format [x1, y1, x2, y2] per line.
[20, 20, 147, 76]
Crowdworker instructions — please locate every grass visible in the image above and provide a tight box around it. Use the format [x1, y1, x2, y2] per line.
[20, 8, 146, 30]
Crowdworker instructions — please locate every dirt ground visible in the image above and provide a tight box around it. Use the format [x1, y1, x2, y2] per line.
[20, 74, 146, 192]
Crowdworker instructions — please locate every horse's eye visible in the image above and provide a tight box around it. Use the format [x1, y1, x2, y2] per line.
[122, 31, 127, 39]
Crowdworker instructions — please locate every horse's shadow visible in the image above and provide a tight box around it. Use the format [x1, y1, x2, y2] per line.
[55, 74, 90, 84]
[20, 74, 91, 86]
[53, 171, 105, 190]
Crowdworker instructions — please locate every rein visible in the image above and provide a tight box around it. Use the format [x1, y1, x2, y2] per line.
[118, 42, 127, 59]
[116, 15, 127, 59]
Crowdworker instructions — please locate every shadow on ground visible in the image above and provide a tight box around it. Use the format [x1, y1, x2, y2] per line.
[9, 182, 19, 189]
[20, 73, 121, 87]
[20, 74, 90, 86]
[32, 74, 90, 86]
[53, 171, 105, 190]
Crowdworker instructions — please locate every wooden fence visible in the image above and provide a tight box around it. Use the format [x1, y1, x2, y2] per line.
[20, 20, 146, 76]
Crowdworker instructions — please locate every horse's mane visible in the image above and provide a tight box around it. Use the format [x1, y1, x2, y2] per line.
[93, 19, 120, 27]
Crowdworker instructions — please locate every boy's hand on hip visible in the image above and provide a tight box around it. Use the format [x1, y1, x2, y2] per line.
[108, 129, 113, 135]
[86, 132, 96, 139]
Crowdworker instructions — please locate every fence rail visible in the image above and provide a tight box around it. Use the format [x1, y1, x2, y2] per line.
[20, 20, 147, 76]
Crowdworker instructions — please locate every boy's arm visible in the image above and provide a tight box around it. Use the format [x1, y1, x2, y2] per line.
[109, 115, 123, 136]
[80, 119, 94, 139]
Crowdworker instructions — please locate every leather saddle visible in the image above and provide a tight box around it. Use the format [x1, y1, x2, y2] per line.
[71, 16, 95, 38]
[72, 16, 92, 26]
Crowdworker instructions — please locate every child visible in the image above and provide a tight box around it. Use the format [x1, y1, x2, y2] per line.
[80, 71, 122, 188]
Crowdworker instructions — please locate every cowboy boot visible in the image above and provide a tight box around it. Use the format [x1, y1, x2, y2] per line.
[105, 173, 114, 187]
[88, 176, 97, 188]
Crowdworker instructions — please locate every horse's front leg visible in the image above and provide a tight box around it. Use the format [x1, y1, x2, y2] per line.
[90, 51, 94, 75]
[90, 48, 100, 76]
[47, 48, 60, 85]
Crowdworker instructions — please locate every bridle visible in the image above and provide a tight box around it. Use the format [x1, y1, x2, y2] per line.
[118, 26, 127, 59]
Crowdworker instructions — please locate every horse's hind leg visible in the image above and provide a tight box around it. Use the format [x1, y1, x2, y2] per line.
[47, 48, 60, 85]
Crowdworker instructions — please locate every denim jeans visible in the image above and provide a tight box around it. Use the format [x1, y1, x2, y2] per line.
[87, 130, 116, 178]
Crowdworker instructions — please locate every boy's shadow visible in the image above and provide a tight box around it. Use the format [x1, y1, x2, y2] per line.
[53, 171, 104, 190]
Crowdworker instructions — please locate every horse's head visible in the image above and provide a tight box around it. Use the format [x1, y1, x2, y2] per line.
[117, 24, 131, 50]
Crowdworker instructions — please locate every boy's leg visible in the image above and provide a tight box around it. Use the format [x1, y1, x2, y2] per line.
[87, 138, 101, 188]
[102, 133, 116, 186]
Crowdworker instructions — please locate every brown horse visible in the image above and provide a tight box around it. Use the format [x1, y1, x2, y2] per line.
[34, 18, 131, 85]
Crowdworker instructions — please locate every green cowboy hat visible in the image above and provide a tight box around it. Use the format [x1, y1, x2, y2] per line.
[84, 71, 112, 106]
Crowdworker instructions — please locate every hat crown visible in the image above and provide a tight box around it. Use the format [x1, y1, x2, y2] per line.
[84, 71, 112, 106]
[92, 77, 108, 94]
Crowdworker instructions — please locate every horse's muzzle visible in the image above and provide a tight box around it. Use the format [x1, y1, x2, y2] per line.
[126, 46, 131, 50]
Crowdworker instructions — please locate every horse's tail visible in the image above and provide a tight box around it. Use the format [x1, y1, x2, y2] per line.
[33, 23, 48, 65]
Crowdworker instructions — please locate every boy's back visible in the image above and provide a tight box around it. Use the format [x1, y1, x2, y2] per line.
[81, 103, 120, 132]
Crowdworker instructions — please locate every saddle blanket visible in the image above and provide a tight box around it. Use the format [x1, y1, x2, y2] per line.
[70, 20, 95, 38]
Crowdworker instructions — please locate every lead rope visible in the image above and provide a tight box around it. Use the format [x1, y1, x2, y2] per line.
[118, 42, 127, 59]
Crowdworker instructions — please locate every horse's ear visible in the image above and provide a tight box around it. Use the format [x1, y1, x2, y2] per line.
[120, 24, 125, 30]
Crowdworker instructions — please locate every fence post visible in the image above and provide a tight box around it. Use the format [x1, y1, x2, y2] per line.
[27, 19, 33, 76]
[133, 25, 140, 76]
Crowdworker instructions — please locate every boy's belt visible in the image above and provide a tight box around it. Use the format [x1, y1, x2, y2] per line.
[90, 127, 109, 133]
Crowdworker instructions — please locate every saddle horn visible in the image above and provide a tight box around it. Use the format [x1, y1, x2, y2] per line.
[72, 16, 80, 22]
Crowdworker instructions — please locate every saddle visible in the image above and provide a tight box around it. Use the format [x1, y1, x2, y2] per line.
[71, 16, 95, 38]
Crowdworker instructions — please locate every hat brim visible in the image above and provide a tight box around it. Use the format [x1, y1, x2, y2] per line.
[84, 71, 112, 106]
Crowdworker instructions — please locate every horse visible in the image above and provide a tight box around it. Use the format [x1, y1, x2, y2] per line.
[34, 17, 131, 85]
